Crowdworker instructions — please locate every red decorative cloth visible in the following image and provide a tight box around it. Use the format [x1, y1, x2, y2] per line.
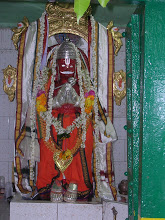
[36, 105, 94, 196]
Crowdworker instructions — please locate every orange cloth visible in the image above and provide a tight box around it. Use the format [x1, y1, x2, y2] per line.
[36, 106, 93, 195]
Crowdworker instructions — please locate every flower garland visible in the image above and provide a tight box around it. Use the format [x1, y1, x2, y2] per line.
[45, 45, 60, 141]
[75, 46, 87, 148]
[85, 90, 95, 114]
[90, 15, 101, 197]
[90, 15, 99, 143]
[41, 111, 92, 136]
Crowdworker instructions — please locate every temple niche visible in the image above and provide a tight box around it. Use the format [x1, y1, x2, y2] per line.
[0, 2, 127, 216]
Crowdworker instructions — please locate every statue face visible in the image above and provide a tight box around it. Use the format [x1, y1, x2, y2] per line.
[57, 58, 76, 76]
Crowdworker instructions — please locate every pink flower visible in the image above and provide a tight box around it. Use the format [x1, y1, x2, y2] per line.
[85, 92, 89, 98]
[37, 90, 45, 98]
[88, 90, 95, 96]
[85, 90, 95, 98]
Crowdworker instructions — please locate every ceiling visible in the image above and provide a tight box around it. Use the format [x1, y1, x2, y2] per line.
[0, 0, 141, 28]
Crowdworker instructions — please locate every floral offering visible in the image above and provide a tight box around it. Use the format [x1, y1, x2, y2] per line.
[85, 90, 95, 114]
[36, 90, 47, 113]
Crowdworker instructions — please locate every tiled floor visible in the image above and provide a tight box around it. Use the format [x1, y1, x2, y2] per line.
[0, 200, 10, 220]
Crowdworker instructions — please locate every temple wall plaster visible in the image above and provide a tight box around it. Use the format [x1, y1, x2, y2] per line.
[0, 28, 127, 192]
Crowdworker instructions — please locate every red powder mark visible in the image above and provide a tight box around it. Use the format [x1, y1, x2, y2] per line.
[119, 78, 122, 88]
[8, 76, 12, 85]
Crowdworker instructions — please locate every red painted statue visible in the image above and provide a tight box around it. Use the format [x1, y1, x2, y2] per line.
[36, 40, 94, 201]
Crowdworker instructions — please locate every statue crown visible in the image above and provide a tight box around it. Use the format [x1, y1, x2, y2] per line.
[57, 38, 76, 60]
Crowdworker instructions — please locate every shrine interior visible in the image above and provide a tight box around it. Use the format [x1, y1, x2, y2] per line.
[0, 0, 140, 219]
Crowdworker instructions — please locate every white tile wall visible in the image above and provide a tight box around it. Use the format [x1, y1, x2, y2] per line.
[0, 117, 10, 139]
[115, 52, 126, 73]
[0, 140, 14, 162]
[8, 116, 16, 140]
[0, 71, 5, 94]
[113, 140, 125, 162]
[114, 162, 127, 187]
[0, 162, 9, 183]
[0, 29, 16, 50]
[0, 28, 127, 194]
[118, 29, 126, 53]
[112, 29, 127, 189]
[114, 97, 126, 118]
[113, 117, 127, 140]
[8, 161, 14, 183]
[0, 50, 17, 70]
[0, 28, 17, 185]
[0, 95, 12, 117]
[114, 29, 126, 73]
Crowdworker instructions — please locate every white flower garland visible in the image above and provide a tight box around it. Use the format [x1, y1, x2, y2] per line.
[90, 15, 101, 197]
[75, 45, 87, 148]
[40, 66, 49, 90]
[90, 15, 99, 143]
[45, 45, 60, 141]
[41, 111, 91, 135]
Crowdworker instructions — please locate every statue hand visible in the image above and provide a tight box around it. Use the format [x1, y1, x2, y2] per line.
[105, 117, 117, 142]
[98, 120, 106, 134]
[98, 120, 113, 144]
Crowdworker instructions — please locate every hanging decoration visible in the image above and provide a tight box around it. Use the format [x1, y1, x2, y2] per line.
[107, 21, 123, 56]
[11, 16, 29, 50]
[113, 69, 126, 106]
[3, 65, 17, 102]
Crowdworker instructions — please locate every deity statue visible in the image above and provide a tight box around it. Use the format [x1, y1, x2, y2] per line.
[34, 39, 117, 201]
[13, 3, 119, 202]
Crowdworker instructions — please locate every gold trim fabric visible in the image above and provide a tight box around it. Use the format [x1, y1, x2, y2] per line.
[106, 30, 117, 200]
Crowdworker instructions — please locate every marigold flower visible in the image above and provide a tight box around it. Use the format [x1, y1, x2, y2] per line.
[36, 105, 47, 112]
[88, 95, 95, 101]
[36, 92, 47, 113]
[85, 91, 95, 114]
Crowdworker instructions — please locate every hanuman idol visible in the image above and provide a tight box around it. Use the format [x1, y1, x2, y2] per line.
[13, 7, 118, 202]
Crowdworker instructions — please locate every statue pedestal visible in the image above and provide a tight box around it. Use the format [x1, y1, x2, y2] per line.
[10, 195, 128, 220]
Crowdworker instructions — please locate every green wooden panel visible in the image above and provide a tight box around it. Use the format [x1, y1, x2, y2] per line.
[131, 14, 140, 220]
[0, 1, 137, 28]
[126, 28, 133, 219]
[138, 5, 145, 218]
[126, 13, 141, 220]
[0, 2, 46, 27]
[139, 1, 165, 218]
